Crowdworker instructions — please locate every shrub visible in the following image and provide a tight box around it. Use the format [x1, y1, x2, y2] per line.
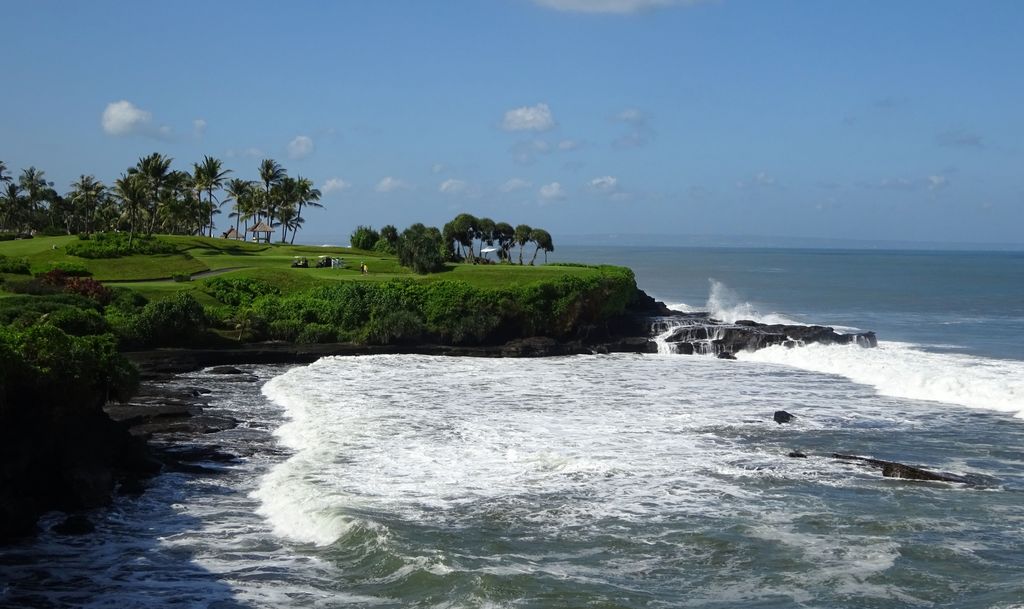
[0, 234, 16, 242]
[172, 273, 192, 283]
[349, 225, 380, 251]
[204, 277, 281, 307]
[398, 224, 445, 274]
[42, 307, 110, 336]
[65, 232, 176, 259]
[0, 255, 31, 275]
[63, 277, 113, 305]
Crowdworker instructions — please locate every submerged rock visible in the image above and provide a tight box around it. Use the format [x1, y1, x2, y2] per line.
[774, 410, 795, 424]
[832, 453, 972, 484]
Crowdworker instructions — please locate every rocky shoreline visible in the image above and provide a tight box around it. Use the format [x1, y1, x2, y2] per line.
[2, 289, 888, 543]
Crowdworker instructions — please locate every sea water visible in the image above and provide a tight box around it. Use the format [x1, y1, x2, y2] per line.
[2, 247, 1023, 608]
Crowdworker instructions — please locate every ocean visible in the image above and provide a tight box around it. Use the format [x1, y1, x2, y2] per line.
[2, 246, 1023, 608]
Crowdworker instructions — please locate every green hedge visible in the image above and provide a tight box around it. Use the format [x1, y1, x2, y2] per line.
[65, 232, 176, 259]
[235, 265, 636, 345]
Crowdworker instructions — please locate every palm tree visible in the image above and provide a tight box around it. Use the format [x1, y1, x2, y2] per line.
[1, 182, 23, 231]
[258, 158, 286, 230]
[193, 155, 232, 237]
[130, 153, 173, 235]
[68, 175, 107, 235]
[289, 176, 321, 244]
[19, 167, 55, 228]
[514, 224, 532, 265]
[225, 178, 254, 236]
[276, 201, 297, 243]
[0, 161, 11, 185]
[113, 173, 148, 246]
[528, 228, 553, 265]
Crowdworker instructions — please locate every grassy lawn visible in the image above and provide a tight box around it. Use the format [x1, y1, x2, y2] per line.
[1, 234, 606, 301]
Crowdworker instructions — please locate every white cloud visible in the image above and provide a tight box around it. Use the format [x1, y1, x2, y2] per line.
[322, 178, 351, 194]
[612, 108, 655, 148]
[737, 172, 780, 189]
[193, 118, 207, 138]
[589, 175, 619, 192]
[927, 175, 949, 191]
[287, 135, 314, 159]
[102, 100, 158, 137]
[539, 182, 566, 201]
[439, 179, 468, 194]
[533, 0, 705, 13]
[376, 177, 411, 193]
[502, 103, 555, 132]
[558, 139, 579, 151]
[431, 163, 447, 174]
[500, 178, 532, 193]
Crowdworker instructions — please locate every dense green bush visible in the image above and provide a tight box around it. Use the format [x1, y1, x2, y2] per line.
[232, 266, 636, 346]
[110, 292, 207, 348]
[349, 225, 380, 251]
[0, 234, 16, 242]
[0, 255, 31, 275]
[398, 224, 445, 274]
[204, 277, 281, 306]
[65, 232, 176, 258]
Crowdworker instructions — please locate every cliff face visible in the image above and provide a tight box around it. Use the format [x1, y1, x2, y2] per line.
[0, 394, 158, 542]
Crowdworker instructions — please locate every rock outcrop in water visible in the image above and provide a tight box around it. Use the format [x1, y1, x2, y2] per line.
[654, 312, 877, 357]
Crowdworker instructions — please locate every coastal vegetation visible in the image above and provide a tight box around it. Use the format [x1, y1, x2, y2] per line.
[0, 155, 321, 245]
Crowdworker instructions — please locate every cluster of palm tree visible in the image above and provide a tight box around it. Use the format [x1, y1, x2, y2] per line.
[442, 213, 553, 265]
[0, 155, 322, 245]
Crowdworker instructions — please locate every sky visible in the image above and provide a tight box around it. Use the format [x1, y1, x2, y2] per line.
[1, 0, 1022, 247]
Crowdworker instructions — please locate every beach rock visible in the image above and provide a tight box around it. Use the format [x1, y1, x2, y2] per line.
[207, 365, 244, 375]
[717, 352, 737, 360]
[788, 451, 808, 458]
[774, 410, 795, 424]
[832, 453, 971, 484]
[662, 317, 877, 356]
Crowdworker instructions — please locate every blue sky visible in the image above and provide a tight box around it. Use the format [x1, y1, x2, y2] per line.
[2, 0, 1022, 246]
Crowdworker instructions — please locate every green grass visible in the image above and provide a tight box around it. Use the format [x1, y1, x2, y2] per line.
[0, 234, 604, 301]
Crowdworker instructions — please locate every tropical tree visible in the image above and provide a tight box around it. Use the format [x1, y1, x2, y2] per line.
[130, 153, 173, 234]
[528, 228, 553, 265]
[398, 223, 445, 274]
[113, 173, 148, 246]
[276, 201, 296, 242]
[0, 182, 23, 231]
[193, 155, 231, 237]
[258, 158, 286, 228]
[289, 176, 321, 245]
[448, 213, 477, 262]
[475, 217, 496, 257]
[225, 178, 255, 235]
[514, 224, 532, 265]
[0, 161, 10, 185]
[19, 167, 56, 228]
[350, 225, 379, 250]
[68, 175, 107, 235]
[494, 222, 515, 262]
[375, 224, 400, 253]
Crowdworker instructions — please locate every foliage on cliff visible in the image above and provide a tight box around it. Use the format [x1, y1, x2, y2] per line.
[203, 264, 636, 345]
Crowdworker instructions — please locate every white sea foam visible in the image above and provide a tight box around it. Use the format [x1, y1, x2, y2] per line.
[739, 341, 1024, 418]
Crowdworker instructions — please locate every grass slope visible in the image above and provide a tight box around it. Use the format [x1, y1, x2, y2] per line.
[0, 235, 599, 301]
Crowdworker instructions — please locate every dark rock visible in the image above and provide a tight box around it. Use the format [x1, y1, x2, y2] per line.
[661, 317, 877, 356]
[717, 352, 737, 360]
[774, 410, 795, 424]
[832, 453, 972, 484]
[207, 365, 244, 375]
[788, 451, 808, 458]
[52, 514, 95, 536]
